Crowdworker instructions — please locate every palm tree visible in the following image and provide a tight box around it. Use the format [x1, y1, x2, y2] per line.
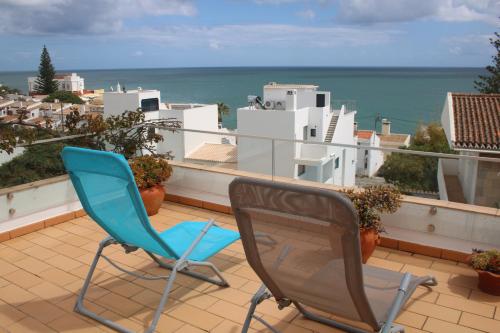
[217, 102, 230, 123]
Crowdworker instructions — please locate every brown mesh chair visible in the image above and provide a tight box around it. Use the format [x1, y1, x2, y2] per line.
[229, 177, 437, 333]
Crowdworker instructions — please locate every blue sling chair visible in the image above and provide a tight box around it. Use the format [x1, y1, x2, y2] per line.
[61, 147, 240, 333]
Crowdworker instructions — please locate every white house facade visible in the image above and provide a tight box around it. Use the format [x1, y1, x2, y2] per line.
[237, 82, 357, 186]
[439, 92, 500, 208]
[356, 130, 384, 177]
[28, 73, 84, 94]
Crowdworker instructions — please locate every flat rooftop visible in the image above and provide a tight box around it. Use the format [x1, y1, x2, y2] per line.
[0, 203, 497, 333]
[264, 82, 318, 90]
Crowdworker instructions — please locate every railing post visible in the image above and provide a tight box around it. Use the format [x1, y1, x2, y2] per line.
[271, 139, 275, 181]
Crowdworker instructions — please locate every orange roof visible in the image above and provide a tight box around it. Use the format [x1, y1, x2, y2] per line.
[451, 93, 499, 150]
[356, 130, 374, 140]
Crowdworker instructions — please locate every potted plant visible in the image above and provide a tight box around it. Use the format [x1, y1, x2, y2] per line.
[468, 249, 500, 295]
[129, 155, 172, 216]
[341, 186, 402, 263]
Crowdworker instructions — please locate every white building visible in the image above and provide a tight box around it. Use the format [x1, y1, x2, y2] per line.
[103, 86, 229, 161]
[237, 82, 357, 186]
[356, 130, 384, 177]
[28, 73, 84, 94]
[439, 93, 500, 207]
[103, 85, 163, 120]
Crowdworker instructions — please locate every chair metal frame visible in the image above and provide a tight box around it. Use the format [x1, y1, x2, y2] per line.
[242, 274, 437, 333]
[75, 219, 230, 333]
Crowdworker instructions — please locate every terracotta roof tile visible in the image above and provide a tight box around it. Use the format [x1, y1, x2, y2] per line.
[451, 93, 500, 150]
[356, 130, 374, 140]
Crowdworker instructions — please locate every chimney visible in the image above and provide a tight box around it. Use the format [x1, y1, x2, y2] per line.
[382, 118, 391, 135]
[353, 121, 358, 132]
[285, 89, 297, 111]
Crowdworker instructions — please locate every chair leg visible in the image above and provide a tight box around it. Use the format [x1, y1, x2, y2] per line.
[242, 284, 275, 333]
[74, 237, 180, 333]
[147, 252, 230, 287]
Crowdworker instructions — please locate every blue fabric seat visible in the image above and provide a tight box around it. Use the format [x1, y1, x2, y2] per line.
[158, 221, 239, 261]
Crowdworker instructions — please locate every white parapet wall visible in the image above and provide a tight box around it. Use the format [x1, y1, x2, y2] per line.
[166, 162, 500, 252]
[0, 175, 81, 233]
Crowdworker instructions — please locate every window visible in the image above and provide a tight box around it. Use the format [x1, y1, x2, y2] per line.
[298, 164, 306, 176]
[141, 98, 159, 112]
[303, 126, 308, 140]
[316, 93, 326, 107]
[310, 128, 316, 137]
[365, 150, 368, 156]
[335, 157, 340, 169]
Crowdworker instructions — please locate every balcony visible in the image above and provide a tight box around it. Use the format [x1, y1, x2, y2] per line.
[0, 129, 499, 333]
[1, 203, 499, 333]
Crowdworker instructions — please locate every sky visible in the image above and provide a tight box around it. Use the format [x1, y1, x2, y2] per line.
[0, 0, 499, 71]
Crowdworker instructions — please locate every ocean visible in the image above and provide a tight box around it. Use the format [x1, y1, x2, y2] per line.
[0, 67, 485, 134]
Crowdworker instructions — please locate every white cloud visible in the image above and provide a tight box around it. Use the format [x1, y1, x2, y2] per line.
[123, 24, 400, 49]
[0, 0, 197, 34]
[336, 0, 500, 25]
[296, 9, 315, 20]
[444, 33, 493, 55]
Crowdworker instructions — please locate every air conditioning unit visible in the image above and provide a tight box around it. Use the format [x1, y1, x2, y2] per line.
[264, 100, 275, 109]
[275, 101, 285, 110]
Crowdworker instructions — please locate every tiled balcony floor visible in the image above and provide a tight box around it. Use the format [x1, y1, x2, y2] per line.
[0, 203, 499, 333]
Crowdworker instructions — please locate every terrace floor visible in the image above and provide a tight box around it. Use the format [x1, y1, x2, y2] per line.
[0, 203, 499, 333]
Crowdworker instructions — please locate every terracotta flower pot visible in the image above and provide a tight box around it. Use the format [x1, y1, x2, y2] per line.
[476, 270, 500, 296]
[360, 228, 380, 263]
[139, 184, 165, 216]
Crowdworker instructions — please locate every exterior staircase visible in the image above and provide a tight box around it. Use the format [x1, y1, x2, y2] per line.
[325, 115, 339, 143]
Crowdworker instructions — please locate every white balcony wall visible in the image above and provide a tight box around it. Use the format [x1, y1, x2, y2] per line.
[0, 176, 81, 232]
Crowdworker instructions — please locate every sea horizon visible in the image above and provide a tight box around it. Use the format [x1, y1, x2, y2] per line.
[0, 66, 486, 134]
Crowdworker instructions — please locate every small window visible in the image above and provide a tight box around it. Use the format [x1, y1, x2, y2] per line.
[335, 157, 340, 169]
[316, 94, 326, 107]
[364, 160, 368, 169]
[310, 128, 316, 137]
[364, 150, 368, 156]
[141, 98, 160, 112]
[298, 164, 306, 176]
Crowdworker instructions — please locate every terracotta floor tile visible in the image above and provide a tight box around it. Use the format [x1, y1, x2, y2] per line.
[3, 238, 35, 251]
[28, 281, 73, 302]
[46, 313, 103, 333]
[405, 299, 461, 323]
[211, 319, 257, 333]
[395, 310, 427, 329]
[22, 244, 58, 261]
[0, 246, 27, 263]
[0, 284, 37, 305]
[96, 292, 144, 317]
[0, 300, 27, 326]
[29, 235, 63, 248]
[437, 293, 495, 317]
[386, 253, 433, 268]
[38, 267, 81, 286]
[0, 259, 19, 276]
[366, 257, 404, 271]
[460, 312, 500, 333]
[17, 299, 67, 324]
[7, 316, 56, 333]
[175, 323, 207, 333]
[169, 302, 224, 331]
[3, 269, 44, 289]
[171, 286, 219, 310]
[206, 299, 250, 323]
[44, 254, 83, 271]
[424, 317, 483, 333]
[14, 256, 51, 275]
